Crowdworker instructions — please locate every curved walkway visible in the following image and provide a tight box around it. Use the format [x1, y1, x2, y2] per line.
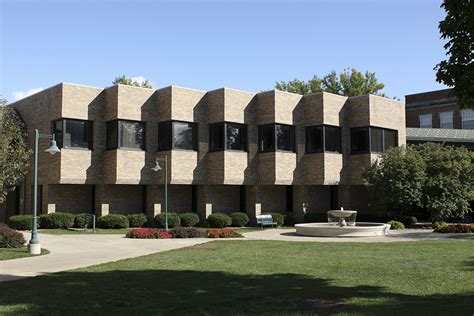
[243, 228, 473, 242]
[0, 233, 210, 282]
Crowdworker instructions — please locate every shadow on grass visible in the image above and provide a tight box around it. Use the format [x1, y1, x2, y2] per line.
[0, 270, 471, 315]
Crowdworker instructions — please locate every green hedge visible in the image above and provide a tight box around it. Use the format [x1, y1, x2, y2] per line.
[0, 223, 26, 248]
[154, 213, 180, 228]
[170, 227, 207, 238]
[97, 214, 129, 229]
[263, 213, 285, 227]
[8, 215, 33, 230]
[127, 214, 148, 228]
[387, 220, 405, 230]
[73, 213, 89, 228]
[39, 213, 75, 229]
[207, 213, 232, 228]
[179, 213, 200, 227]
[230, 212, 249, 227]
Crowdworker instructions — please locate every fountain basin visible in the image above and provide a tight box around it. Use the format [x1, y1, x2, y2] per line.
[295, 222, 391, 237]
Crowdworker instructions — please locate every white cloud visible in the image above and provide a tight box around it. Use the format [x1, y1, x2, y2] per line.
[12, 88, 44, 101]
[130, 76, 147, 85]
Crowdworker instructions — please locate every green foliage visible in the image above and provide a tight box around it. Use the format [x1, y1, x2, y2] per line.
[432, 221, 448, 229]
[179, 213, 200, 227]
[363, 144, 474, 221]
[397, 216, 418, 226]
[435, 0, 474, 108]
[127, 214, 147, 228]
[154, 213, 181, 228]
[0, 105, 31, 203]
[112, 75, 153, 89]
[73, 213, 89, 228]
[206, 213, 232, 228]
[434, 223, 474, 233]
[229, 212, 249, 227]
[8, 215, 33, 230]
[39, 213, 75, 229]
[275, 68, 389, 97]
[303, 213, 327, 223]
[97, 214, 129, 229]
[170, 227, 207, 238]
[263, 213, 285, 227]
[0, 223, 26, 248]
[387, 220, 405, 230]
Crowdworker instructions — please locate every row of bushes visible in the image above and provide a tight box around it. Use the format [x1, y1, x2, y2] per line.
[0, 224, 26, 248]
[126, 227, 243, 239]
[433, 223, 474, 233]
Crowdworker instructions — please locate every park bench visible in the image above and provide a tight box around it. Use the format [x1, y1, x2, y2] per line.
[256, 214, 278, 229]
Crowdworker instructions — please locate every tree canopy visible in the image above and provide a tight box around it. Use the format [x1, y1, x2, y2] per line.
[363, 143, 474, 221]
[112, 75, 153, 89]
[435, 0, 474, 109]
[275, 68, 388, 97]
[0, 99, 31, 203]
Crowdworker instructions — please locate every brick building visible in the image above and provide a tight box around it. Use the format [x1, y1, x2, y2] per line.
[0, 82, 405, 223]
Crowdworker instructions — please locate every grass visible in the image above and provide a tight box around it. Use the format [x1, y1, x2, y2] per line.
[0, 240, 473, 315]
[0, 248, 49, 261]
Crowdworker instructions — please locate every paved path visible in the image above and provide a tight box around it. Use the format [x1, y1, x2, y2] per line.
[0, 233, 210, 282]
[243, 228, 473, 242]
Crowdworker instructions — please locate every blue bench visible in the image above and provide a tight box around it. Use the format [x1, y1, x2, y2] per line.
[256, 214, 278, 229]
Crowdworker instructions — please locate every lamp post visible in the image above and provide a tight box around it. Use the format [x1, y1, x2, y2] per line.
[28, 129, 61, 255]
[151, 155, 168, 231]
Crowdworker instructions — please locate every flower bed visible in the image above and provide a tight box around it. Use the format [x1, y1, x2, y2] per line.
[125, 227, 243, 239]
[126, 228, 172, 239]
[207, 228, 243, 238]
[433, 224, 474, 233]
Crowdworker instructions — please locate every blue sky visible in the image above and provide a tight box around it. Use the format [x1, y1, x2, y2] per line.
[1, 0, 447, 102]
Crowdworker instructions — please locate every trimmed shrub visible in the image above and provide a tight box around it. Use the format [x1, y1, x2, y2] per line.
[39, 213, 75, 229]
[97, 214, 129, 229]
[207, 228, 243, 238]
[127, 214, 147, 228]
[154, 213, 180, 228]
[171, 227, 207, 238]
[206, 213, 232, 228]
[263, 213, 285, 227]
[9, 215, 33, 230]
[387, 220, 405, 230]
[230, 212, 249, 227]
[73, 213, 89, 228]
[434, 224, 473, 233]
[304, 213, 327, 223]
[179, 213, 200, 227]
[432, 221, 448, 229]
[0, 224, 26, 248]
[126, 228, 172, 239]
[396, 216, 418, 226]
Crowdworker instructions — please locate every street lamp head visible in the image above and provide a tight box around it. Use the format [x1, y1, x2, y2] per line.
[151, 159, 162, 172]
[45, 139, 61, 155]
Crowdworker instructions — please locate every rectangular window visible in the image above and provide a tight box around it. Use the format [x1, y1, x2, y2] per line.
[275, 124, 295, 151]
[259, 124, 295, 153]
[461, 109, 474, 129]
[305, 125, 341, 153]
[370, 127, 384, 153]
[324, 125, 341, 153]
[209, 123, 225, 151]
[384, 129, 398, 150]
[258, 124, 275, 152]
[351, 127, 370, 154]
[419, 114, 432, 128]
[52, 119, 92, 149]
[226, 123, 247, 151]
[106, 120, 145, 150]
[351, 126, 398, 154]
[439, 111, 453, 129]
[158, 121, 198, 151]
[305, 126, 323, 153]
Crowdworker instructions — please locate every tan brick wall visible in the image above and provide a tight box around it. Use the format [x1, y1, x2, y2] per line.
[47, 184, 93, 214]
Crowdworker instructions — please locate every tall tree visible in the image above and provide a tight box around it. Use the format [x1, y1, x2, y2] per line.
[435, 0, 474, 109]
[275, 68, 387, 97]
[0, 99, 31, 203]
[112, 75, 153, 89]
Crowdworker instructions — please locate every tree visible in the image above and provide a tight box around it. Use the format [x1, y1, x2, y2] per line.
[0, 100, 31, 203]
[435, 0, 474, 109]
[363, 143, 474, 221]
[112, 75, 153, 89]
[275, 68, 387, 97]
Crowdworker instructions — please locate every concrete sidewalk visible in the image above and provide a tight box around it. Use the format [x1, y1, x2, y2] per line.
[0, 233, 210, 282]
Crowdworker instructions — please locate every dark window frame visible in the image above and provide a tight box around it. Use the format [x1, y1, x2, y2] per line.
[106, 119, 146, 151]
[52, 118, 93, 150]
[209, 121, 248, 152]
[157, 120, 198, 151]
[258, 123, 296, 153]
[351, 126, 398, 155]
[305, 124, 341, 154]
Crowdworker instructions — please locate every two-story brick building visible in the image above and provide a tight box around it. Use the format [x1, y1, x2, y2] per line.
[0, 82, 405, 223]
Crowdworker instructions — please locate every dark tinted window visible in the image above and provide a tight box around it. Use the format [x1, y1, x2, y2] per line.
[53, 120, 64, 148]
[384, 129, 398, 151]
[158, 121, 172, 151]
[158, 121, 197, 151]
[324, 126, 341, 153]
[306, 126, 323, 153]
[209, 123, 224, 151]
[119, 121, 145, 150]
[276, 124, 295, 151]
[259, 125, 275, 152]
[106, 121, 118, 150]
[227, 123, 246, 151]
[351, 127, 369, 154]
[64, 120, 90, 148]
[370, 127, 384, 153]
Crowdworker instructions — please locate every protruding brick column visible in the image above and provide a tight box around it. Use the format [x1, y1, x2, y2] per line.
[94, 185, 109, 217]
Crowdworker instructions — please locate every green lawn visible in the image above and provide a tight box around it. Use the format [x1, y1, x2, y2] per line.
[0, 248, 49, 261]
[0, 240, 472, 314]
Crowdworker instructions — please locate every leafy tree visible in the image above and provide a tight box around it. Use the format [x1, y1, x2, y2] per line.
[363, 143, 474, 221]
[112, 75, 153, 89]
[435, 0, 474, 109]
[0, 100, 31, 203]
[275, 68, 387, 97]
